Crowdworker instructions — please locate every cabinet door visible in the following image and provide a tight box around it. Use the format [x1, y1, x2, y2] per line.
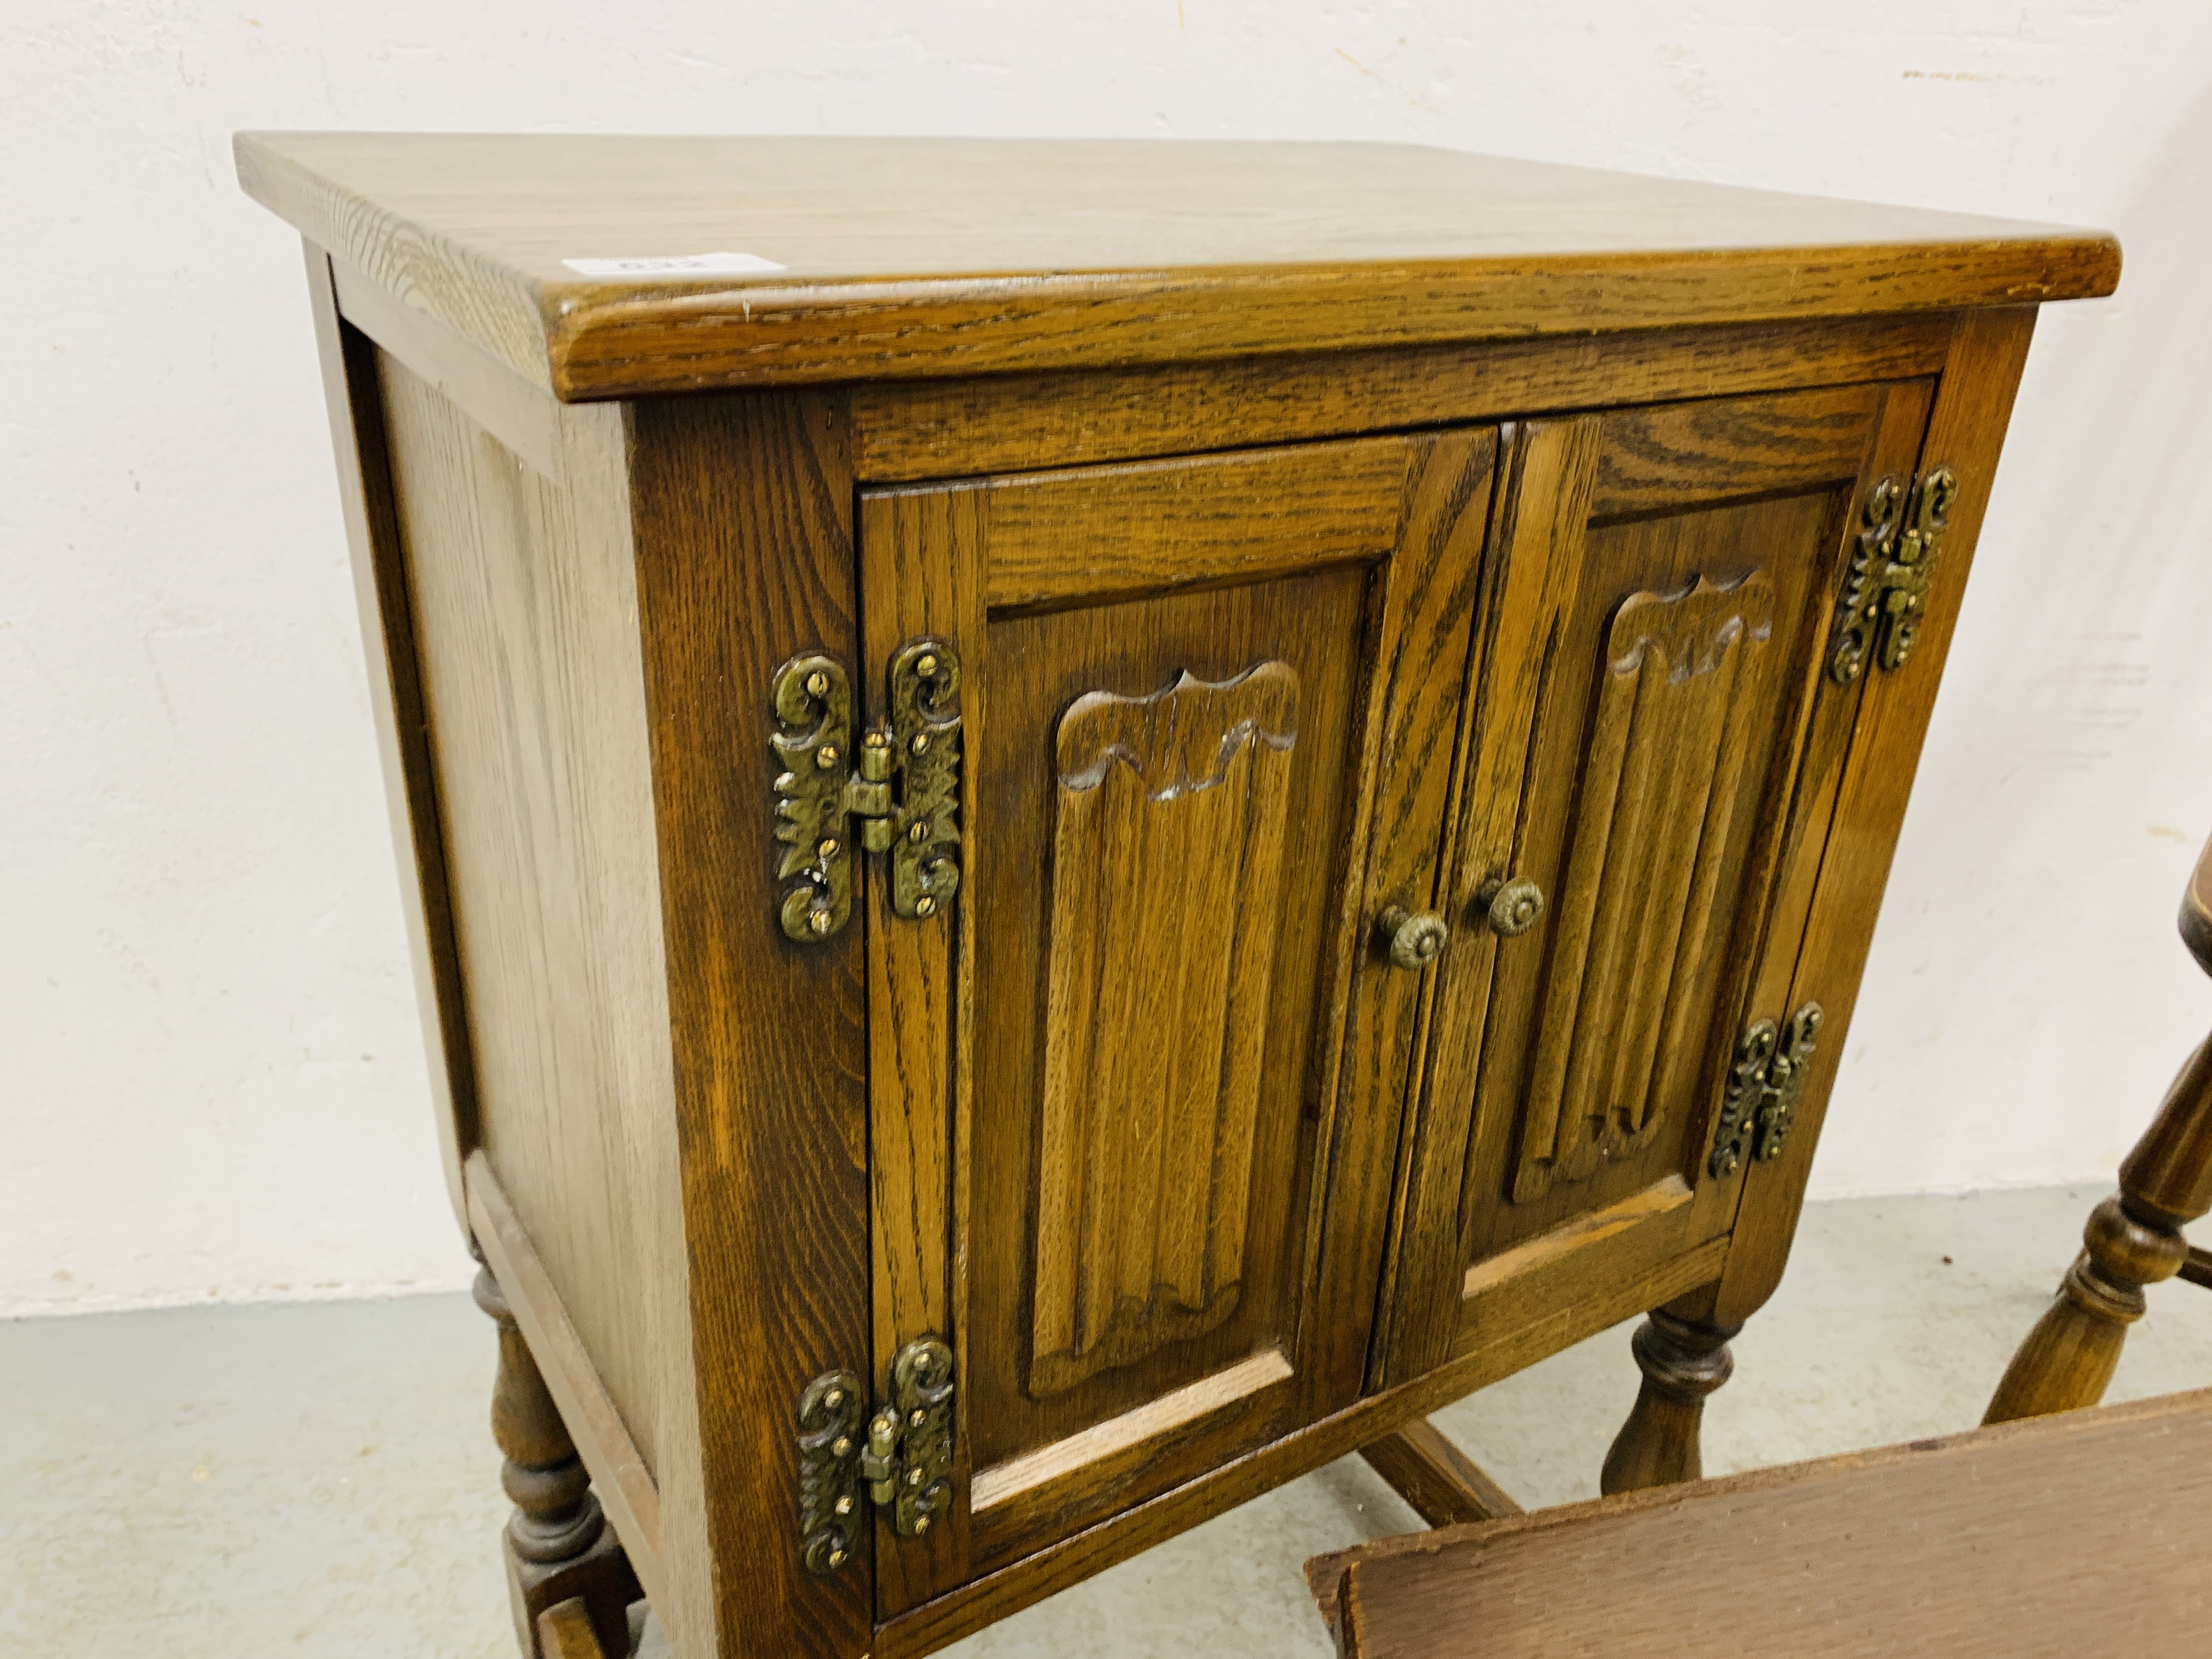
[855, 430, 1495, 1612]
[1375, 383, 1933, 1387]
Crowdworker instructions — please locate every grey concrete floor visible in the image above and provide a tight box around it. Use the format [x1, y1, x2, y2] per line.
[7, 1186, 2209, 1656]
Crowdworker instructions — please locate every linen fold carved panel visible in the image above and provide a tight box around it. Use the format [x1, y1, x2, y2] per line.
[1512, 573, 1774, 1203]
[1031, 663, 1299, 1398]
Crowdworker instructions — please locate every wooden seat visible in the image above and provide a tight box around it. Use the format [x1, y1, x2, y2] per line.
[1310, 1390, 2212, 1658]
[1307, 827, 2212, 1657]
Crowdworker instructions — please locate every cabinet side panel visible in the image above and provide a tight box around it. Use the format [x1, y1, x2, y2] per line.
[625, 393, 874, 1659]
[302, 244, 478, 1228]
[375, 356, 680, 1498]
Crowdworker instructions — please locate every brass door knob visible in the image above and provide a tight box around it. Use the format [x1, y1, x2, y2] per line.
[1376, 906, 1449, 970]
[1480, 877, 1545, 938]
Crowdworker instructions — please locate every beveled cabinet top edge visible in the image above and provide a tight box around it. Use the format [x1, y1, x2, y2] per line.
[236, 132, 2119, 402]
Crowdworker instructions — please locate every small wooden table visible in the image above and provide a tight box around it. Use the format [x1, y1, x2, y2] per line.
[235, 133, 2117, 1658]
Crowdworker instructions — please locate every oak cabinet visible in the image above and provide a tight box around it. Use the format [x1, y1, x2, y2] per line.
[237, 133, 2117, 1658]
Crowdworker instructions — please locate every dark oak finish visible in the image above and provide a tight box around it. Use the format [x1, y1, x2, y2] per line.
[1315, 1388, 2212, 1659]
[1598, 1311, 1740, 1494]
[876, 1238, 1729, 1659]
[243, 137, 2112, 1658]
[1374, 379, 1927, 1423]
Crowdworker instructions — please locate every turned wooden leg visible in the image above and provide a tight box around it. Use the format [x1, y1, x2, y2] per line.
[1981, 1197, 2179, 1424]
[1600, 1309, 1740, 1494]
[1986, 1036, 2212, 1424]
[476, 1263, 640, 1659]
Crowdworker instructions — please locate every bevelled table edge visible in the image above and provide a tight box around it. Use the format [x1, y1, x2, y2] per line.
[234, 131, 2120, 403]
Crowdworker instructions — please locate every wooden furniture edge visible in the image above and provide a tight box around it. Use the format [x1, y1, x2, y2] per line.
[622, 391, 874, 1657]
[845, 311, 1959, 484]
[330, 255, 562, 478]
[467, 1149, 669, 1615]
[241, 136, 557, 394]
[541, 238, 2117, 399]
[873, 1240, 1725, 1657]
[1318, 1383, 2212, 1584]
[1710, 304, 2040, 1329]
[1358, 1419, 1525, 1528]
[301, 241, 479, 1230]
[241, 137, 2116, 400]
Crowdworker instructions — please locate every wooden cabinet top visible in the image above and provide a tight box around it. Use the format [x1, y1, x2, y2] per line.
[236, 132, 2117, 400]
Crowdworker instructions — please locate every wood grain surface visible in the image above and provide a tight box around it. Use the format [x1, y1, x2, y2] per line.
[263, 143, 2114, 1654]
[332, 254, 561, 478]
[1373, 379, 1887, 1391]
[846, 313, 1956, 484]
[977, 439, 1411, 613]
[236, 134, 2118, 398]
[875, 1236, 1725, 1658]
[625, 391, 872, 1657]
[469, 1154, 667, 1615]
[1032, 665, 1300, 1397]
[1714, 309, 2039, 1330]
[858, 426, 1497, 1584]
[303, 246, 481, 1232]
[1323, 1387, 2212, 1659]
[854, 406, 984, 1619]
[1357, 1419, 1523, 1529]
[375, 347, 679, 1498]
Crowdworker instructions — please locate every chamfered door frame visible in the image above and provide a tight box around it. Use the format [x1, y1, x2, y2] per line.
[1370, 375, 1942, 1391]
[855, 425, 1501, 1612]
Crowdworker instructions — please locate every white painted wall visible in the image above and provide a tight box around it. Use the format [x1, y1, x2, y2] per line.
[8, 2, 2211, 1317]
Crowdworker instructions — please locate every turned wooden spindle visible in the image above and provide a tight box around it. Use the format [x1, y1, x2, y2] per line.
[1600, 1309, 1741, 1494]
[476, 1261, 638, 1659]
[1985, 833, 2212, 1425]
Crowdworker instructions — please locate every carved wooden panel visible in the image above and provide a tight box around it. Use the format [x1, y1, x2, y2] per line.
[1511, 573, 1775, 1203]
[1031, 662, 1300, 1397]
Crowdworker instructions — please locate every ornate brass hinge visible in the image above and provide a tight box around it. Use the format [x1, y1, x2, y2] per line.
[771, 641, 962, 943]
[1827, 466, 1958, 684]
[1709, 1002, 1823, 1179]
[795, 1335, 956, 1575]
[795, 1369, 866, 1575]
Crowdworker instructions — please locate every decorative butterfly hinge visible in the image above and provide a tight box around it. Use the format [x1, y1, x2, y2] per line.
[1709, 1002, 1824, 1179]
[1828, 467, 1959, 685]
[795, 1335, 956, 1575]
[770, 641, 962, 943]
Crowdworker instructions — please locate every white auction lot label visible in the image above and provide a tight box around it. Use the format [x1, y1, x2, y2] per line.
[561, 252, 787, 276]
